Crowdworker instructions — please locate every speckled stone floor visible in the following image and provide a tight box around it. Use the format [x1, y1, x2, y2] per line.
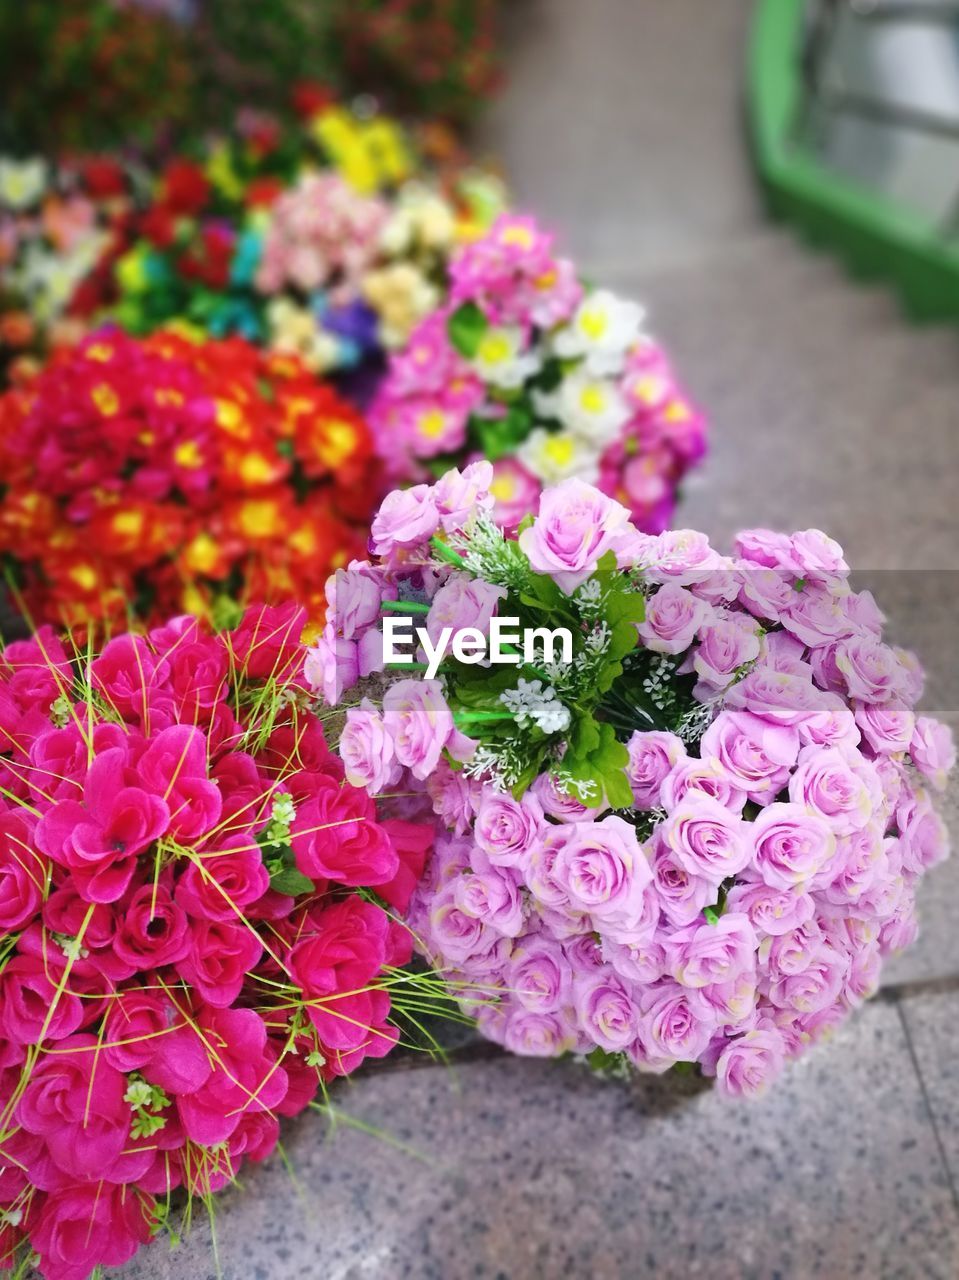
[118, 1, 959, 1276]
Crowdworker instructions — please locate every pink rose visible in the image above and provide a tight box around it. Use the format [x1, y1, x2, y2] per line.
[749, 802, 836, 889]
[35, 748, 170, 903]
[637, 980, 714, 1062]
[834, 637, 908, 704]
[659, 794, 750, 884]
[176, 1007, 288, 1146]
[529, 771, 601, 822]
[726, 880, 815, 937]
[508, 935, 573, 1012]
[638, 584, 710, 655]
[340, 700, 399, 794]
[518, 477, 633, 593]
[910, 717, 956, 791]
[626, 730, 687, 809]
[17, 1033, 132, 1177]
[113, 882, 191, 970]
[175, 834, 270, 921]
[693, 615, 761, 690]
[382, 679, 463, 781]
[502, 1007, 577, 1057]
[664, 913, 757, 989]
[714, 1025, 787, 1098]
[433, 461, 495, 531]
[551, 816, 652, 930]
[854, 699, 915, 756]
[573, 972, 640, 1052]
[788, 746, 878, 835]
[177, 917, 264, 1007]
[765, 943, 848, 1014]
[474, 788, 545, 867]
[136, 725, 222, 842]
[0, 812, 47, 931]
[700, 710, 799, 804]
[370, 483, 439, 557]
[426, 574, 507, 647]
[32, 1182, 154, 1280]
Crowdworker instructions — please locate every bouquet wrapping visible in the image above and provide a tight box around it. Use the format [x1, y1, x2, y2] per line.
[368, 214, 707, 533]
[311, 463, 954, 1097]
[0, 330, 380, 630]
[0, 601, 440, 1280]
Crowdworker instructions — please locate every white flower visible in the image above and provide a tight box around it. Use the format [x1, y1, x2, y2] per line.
[518, 427, 600, 486]
[500, 678, 571, 734]
[0, 157, 47, 211]
[547, 368, 632, 446]
[553, 288, 646, 375]
[471, 325, 542, 388]
[266, 297, 339, 372]
[379, 183, 456, 255]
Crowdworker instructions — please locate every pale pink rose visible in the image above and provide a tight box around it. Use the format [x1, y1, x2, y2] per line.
[726, 880, 815, 937]
[688, 969, 758, 1025]
[637, 583, 710, 655]
[854, 699, 915, 756]
[433, 461, 495, 530]
[699, 710, 799, 804]
[650, 840, 716, 928]
[692, 614, 761, 691]
[370, 484, 440, 557]
[625, 730, 687, 809]
[637, 980, 715, 1063]
[659, 794, 750, 884]
[551, 816, 653, 930]
[502, 1006, 577, 1056]
[780, 585, 858, 649]
[518, 478, 633, 593]
[382, 680, 457, 780]
[910, 717, 956, 790]
[788, 745, 879, 835]
[340, 700, 399, 794]
[453, 852, 526, 938]
[530, 771, 602, 823]
[714, 1024, 787, 1098]
[645, 530, 723, 586]
[834, 637, 908, 704]
[724, 667, 827, 725]
[602, 936, 667, 985]
[660, 758, 747, 815]
[749, 802, 836, 890]
[664, 913, 757, 989]
[788, 529, 849, 580]
[573, 972, 641, 1052]
[738, 567, 795, 623]
[798, 696, 862, 751]
[474, 789, 546, 868]
[426, 575, 506, 648]
[764, 943, 849, 1014]
[508, 935, 573, 1012]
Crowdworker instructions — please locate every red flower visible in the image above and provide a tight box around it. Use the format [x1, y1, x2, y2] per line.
[159, 159, 211, 217]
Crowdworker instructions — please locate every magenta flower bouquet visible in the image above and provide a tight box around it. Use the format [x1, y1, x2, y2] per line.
[310, 463, 954, 1097]
[0, 602, 447, 1279]
[367, 214, 707, 533]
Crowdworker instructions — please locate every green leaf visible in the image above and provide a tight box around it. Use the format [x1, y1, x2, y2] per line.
[471, 406, 531, 462]
[447, 301, 488, 359]
[270, 867, 316, 897]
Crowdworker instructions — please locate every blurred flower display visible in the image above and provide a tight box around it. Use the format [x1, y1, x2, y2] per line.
[0, 331, 381, 631]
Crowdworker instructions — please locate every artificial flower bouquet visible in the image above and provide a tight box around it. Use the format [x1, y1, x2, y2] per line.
[0, 154, 138, 383]
[368, 214, 707, 533]
[70, 93, 505, 384]
[0, 329, 380, 632]
[0, 601, 445, 1280]
[311, 463, 954, 1098]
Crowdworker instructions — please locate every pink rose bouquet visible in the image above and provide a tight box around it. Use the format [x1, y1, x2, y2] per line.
[310, 464, 953, 1098]
[0, 601, 447, 1279]
[367, 213, 707, 532]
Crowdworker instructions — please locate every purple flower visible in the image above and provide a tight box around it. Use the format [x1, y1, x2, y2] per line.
[551, 816, 653, 930]
[664, 913, 757, 989]
[370, 484, 439, 558]
[910, 717, 956, 791]
[518, 478, 633, 593]
[659, 794, 750, 885]
[714, 1025, 787, 1098]
[474, 788, 546, 868]
[637, 583, 710, 655]
[749, 802, 836, 890]
[626, 730, 687, 809]
[573, 972, 640, 1052]
[340, 700, 399, 795]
